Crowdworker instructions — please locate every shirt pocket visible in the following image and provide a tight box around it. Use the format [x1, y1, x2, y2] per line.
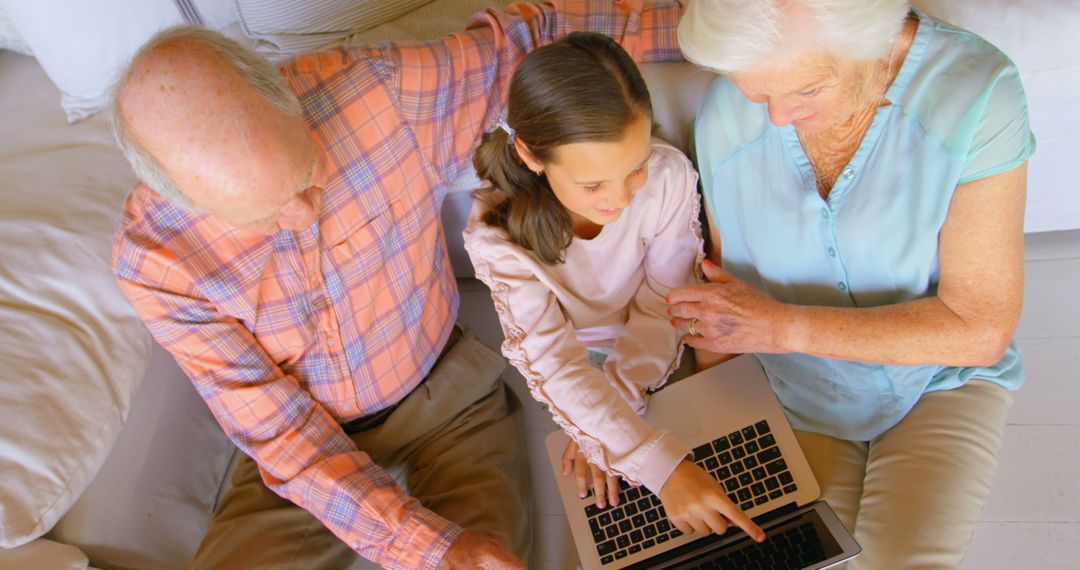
[327, 202, 397, 332]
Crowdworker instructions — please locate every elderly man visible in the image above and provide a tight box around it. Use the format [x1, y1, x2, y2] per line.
[110, 1, 683, 568]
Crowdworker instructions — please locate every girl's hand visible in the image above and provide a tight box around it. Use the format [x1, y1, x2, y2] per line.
[562, 439, 621, 508]
[658, 459, 765, 541]
[667, 260, 794, 355]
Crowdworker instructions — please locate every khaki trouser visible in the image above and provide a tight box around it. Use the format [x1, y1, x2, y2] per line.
[191, 328, 533, 569]
[796, 380, 1013, 569]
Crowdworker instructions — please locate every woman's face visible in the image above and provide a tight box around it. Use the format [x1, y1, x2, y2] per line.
[519, 113, 654, 230]
[728, 52, 876, 134]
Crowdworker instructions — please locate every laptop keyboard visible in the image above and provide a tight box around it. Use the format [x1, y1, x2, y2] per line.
[681, 521, 826, 569]
[584, 419, 798, 565]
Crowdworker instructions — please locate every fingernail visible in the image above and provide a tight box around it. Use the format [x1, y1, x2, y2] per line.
[666, 307, 671, 315]
[703, 259, 714, 267]
[665, 295, 670, 303]
[670, 318, 676, 326]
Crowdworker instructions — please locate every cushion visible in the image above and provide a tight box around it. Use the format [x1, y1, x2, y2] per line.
[235, 0, 436, 59]
[0, 51, 153, 548]
[47, 346, 236, 570]
[0, 0, 239, 122]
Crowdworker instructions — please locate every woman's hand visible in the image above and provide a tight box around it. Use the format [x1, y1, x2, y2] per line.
[667, 260, 793, 355]
[659, 459, 765, 541]
[562, 439, 621, 508]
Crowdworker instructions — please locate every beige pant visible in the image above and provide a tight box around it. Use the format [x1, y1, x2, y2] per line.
[191, 329, 533, 569]
[796, 380, 1013, 569]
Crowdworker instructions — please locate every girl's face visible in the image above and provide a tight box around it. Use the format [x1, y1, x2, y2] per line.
[517, 114, 653, 231]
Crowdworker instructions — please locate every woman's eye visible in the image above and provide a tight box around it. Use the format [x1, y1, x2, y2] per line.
[631, 166, 646, 176]
[799, 87, 821, 97]
[584, 183, 602, 192]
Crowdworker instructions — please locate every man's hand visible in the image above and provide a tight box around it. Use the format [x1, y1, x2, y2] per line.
[658, 459, 765, 542]
[562, 439, 622, 508]
[439, 531, 524, 570]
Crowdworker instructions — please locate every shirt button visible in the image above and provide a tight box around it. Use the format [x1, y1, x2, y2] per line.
[821, 207, 829, 219]
[838, 281, 848, 292]
[828, 247, 837, 257]
[842, 167, 855, 179]
[327, 337, 336, 346]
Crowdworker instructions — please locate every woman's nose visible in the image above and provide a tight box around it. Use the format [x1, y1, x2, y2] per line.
[767, 100, 798, 127]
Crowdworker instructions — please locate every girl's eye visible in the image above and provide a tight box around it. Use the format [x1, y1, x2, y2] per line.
[584, 183, 602, 192]
[799, 87, 821, 97]
[631, 166, 646, 176]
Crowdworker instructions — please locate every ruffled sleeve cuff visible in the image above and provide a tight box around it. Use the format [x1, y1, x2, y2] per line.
[635, 431, 691, 495]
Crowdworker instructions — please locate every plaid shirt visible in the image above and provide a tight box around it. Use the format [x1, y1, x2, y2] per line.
[113, 2, 682, 567]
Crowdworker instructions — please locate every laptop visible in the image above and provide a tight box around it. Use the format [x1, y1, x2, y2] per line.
[544, 355, 861, 569]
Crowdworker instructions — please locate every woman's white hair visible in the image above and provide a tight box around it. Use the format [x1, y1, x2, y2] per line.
[109, 26, 303, 208]
[679, 0, 910, 74]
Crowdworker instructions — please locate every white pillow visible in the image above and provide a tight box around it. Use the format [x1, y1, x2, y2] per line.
[0, 6, 30, 55]
[0, 0, 239, 123]
[0, 0, 182, 122]
[0, 50, 153, 549]
[234, 0, 435, 58]
[912, 0, 1080, 105]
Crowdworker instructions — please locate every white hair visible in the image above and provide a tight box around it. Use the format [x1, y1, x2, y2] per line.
[679, 0, 910, 74]
[109, 26, 303, 208]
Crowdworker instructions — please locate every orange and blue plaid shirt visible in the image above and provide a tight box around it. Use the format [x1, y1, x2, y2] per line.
[113, 2, 682, 567]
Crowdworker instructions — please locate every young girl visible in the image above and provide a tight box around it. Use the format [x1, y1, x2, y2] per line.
[463, 32, 764, 542]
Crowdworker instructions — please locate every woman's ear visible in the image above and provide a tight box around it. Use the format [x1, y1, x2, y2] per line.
[514, 138, 544, 174]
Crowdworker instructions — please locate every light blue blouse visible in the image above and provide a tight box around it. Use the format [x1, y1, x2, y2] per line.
[694, 8, 1035, 441]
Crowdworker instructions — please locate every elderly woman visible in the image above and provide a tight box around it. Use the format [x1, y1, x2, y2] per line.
[668, 0, 1033, 567]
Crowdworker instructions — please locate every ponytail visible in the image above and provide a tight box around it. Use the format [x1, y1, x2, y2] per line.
[472, 127, 574, 265]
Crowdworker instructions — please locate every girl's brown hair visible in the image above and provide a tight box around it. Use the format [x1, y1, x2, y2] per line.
[472, 32, 653, 264]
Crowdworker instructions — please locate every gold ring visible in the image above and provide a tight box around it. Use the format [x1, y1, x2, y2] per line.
[688, 318, 700, 337]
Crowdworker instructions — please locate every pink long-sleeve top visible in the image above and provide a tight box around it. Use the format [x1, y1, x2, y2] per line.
[464, 141, 703, 493]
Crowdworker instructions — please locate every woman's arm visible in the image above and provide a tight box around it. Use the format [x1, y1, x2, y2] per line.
[670, 163, 1027, 367]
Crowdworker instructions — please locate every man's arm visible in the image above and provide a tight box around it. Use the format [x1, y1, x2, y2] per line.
[114, 240, 460, 570]
[379, 0, 685, 185]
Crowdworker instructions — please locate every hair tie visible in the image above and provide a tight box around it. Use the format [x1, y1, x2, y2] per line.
[494, 116, 516, 145]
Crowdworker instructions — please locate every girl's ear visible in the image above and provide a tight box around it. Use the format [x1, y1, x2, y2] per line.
[514, 138, 544, 174]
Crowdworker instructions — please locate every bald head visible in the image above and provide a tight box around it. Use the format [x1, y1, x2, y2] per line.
[112, 27, 323, 234]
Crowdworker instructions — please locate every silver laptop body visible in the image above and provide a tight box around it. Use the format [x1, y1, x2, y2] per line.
[544, 355, 861, 569]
